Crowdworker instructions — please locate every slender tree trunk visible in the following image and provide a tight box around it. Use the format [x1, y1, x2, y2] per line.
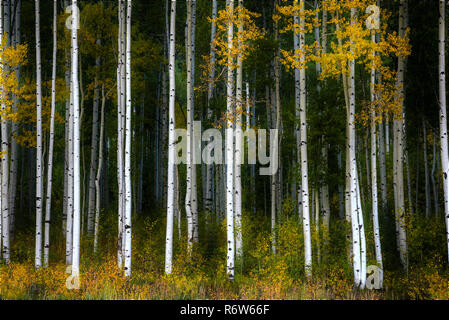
[439, 0, 449, 264]
[185, 0, 194, 251]
[164, 0, 176, 275]
[34, 0, 43, 269]
[8, 0, 20, 240]
[71, 0, 81, 279]
[94, 86, 106, 253]
[393, 0, 408, 270]
[370, 31, 383, 285]
[296, 0, 312, 280]
[87, 44, 101, 236]
[0, 0, 10, 264]
[234, 0, 244, 261]
[117, 0, 125, 269]
[348, 7, 364, 288]
[123, 0, 132, 277]
[226, 0, 235, 282]
[43, 0, 57, 267]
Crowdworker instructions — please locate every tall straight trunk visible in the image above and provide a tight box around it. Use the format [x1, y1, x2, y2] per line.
[190, 0, 198, 244]
[117, 0, 125, 269]
[296, 0, 311, 279]
[370, 31, 383, 285]
[164, 0, 176, 275]
[63, 2, 70, 235]
[34, 0, 43, 269]
[378, 120, 387, 211]
[94, 86, 106, 253]
[393, 0, 408, 270]
[0, 0, 9, 263]
[65, 35, 73, 265]
[9, 0, 20, 239]
[348, 7, 364, 288]
[123, 0, 132, 276]
[43, 0, 57, 267]
[87, 44, 101, 236]
[225, 0, 235, 282]
[439, 0, 449, 264]
[185, 0, 194, 250]
[234, 0, 243, 261]
[71, 0, 81, 279]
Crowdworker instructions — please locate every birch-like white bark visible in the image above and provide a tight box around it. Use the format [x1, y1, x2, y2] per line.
[439, 0, 449, 264]
[94, 85, 106, 253]
[297, 0, 312, 279]
[226, 0, 235, 282]
[164, 0, 176, 275]
[348, 7, 361, 287]
[394, 0, 408, 269]
[0, 0, 9, 263]
[234, 0, 243, 261]
[185, 0, 194, 251]
[123, 0, 132, 277]
[43, 0, 57, 267]
[370, 33, 383, 285]
[35, 0, 43, 269]
[87, 45, 101, 236]
[71, 0, 81, 279]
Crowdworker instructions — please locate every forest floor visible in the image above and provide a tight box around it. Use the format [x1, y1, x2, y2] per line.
[1, 212, 449, 300]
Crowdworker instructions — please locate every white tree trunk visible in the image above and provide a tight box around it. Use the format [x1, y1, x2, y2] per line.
[439, 0, 449, 264]
[164, 0, 176, 275]
[226, 0, 235, 282]
[185, 0, 194, 251]
[43, 0, 57, 267]
[94, 86, 106, 253]
[393, 0, 408, 270]
[71, 0, 81, 279]
[87, 47, 101, 236]
[234, 0, 244, 261]
[8, 0, 20, 240]
[370, 32, 383, 285]
[348, 7, 362, 288]
[0, 0, 10, 264]
[35, 0, 43, 269]
[123, 0, 132, 277]
[117, 0, 125, 269]
[297, 0, 312, 280]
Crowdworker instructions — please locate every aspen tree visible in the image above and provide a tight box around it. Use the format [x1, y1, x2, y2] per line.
[123, 0, 132, 277]
[71, 0, 81, 279]
[439, 0, 449, 264]
[9, 0, 20, 239]
[35, 0, 43, 269]
[226, 0, 235, 282]
[234, 0, 243, 261]
[394, 0, 408, 270]
[0, 0, 9, 263]
[370, 24, 383, 286]
[43, 0, 57, 267]
[165, 0, 176, 275]
[185, 0, 194, 251]
[94, 85, 107, 253]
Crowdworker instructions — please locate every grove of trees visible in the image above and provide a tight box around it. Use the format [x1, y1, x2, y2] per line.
[0, 0, 449, 300]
